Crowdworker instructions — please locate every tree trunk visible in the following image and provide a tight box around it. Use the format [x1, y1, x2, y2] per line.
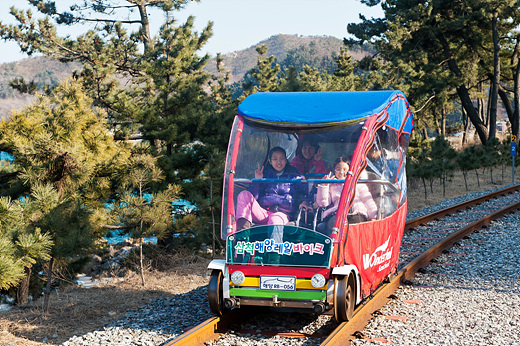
[486, 84, 492, 127]
[139, 238, 146, 287]
[498, 35, 520, 140]
[137, 3, 152, 53]
[433, 107, 441, 136]
[498, 86, 514, 125]
[488, 11, 500, 140]
[441, 107, 446, 136]
[462, 107, 469, 146]
[442, 174, 446, 197]
[513, 35, 520, 139]
[437, 32, 488, 144]
[15, 266, 32, 306]
[43, 257, 54, 313]
[478, 82, 485, 123]
[422, 126, 429, 140]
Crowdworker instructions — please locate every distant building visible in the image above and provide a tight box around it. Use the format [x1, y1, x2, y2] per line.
[497, 121, 507, 134]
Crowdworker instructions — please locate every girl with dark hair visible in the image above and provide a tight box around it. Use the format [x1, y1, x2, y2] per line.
[235, 147, 307, 232]
[290, 138, 328, 175]
[316, 157, 377, 236]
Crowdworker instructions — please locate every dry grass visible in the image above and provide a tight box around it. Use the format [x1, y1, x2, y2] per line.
[1, 165, 518, 345]
[0, 254, 210, 346]
[407, 165, 518, 212]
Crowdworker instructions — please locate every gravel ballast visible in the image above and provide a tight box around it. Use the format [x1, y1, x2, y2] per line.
[62, 188, 520, 346]
[351, 212, 520, 345]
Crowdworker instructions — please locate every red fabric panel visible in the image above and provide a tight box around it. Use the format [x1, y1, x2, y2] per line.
[344, 201, 407, 297]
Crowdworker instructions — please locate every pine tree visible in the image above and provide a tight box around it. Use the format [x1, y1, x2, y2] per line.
[329, 47, 359, 91]
[482, 138, 502, 184]
[129, 15, 214, 177]
[297, 66, 333, 91]
[0, 2, 242, 258]
[0, 194, 54, 304]
[112, 152, 181, 286]
[243, 44, 284, 94]
[346, 0, 520, 145]
[457, 146, 481, 191]
[0, 231, 25, 291]
[0, 79, 128, 311]
[429, 136, 457, 197]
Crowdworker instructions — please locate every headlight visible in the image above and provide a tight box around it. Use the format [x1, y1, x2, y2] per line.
[311, 274, 326, 288]
[230, 270, 245, 285]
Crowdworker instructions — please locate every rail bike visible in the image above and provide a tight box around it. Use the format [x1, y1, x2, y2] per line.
[207, 91, 414, 322]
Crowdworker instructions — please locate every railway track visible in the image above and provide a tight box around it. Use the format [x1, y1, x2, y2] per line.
[166, 184, 520, 346]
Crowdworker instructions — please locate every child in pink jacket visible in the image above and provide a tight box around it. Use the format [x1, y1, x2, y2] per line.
[316, 157, 378, 236]
[290, 138, 328, 176]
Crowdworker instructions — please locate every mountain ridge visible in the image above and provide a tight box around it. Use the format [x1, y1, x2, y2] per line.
[0, 34, 369, 118]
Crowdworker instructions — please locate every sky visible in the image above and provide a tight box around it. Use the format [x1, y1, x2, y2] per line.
[0, 0, 383, 64]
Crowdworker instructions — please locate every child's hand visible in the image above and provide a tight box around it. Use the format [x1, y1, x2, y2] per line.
[299, 201, 313, 212]
[254, 164, 264, 179]
[319, 171, 333, 187]
[314, 147, 324, 161]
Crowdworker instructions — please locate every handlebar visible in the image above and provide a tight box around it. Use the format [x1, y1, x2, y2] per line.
[233, 178, 395, 186]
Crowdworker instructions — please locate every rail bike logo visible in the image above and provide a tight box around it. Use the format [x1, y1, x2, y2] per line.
[362, 236, 393, 272]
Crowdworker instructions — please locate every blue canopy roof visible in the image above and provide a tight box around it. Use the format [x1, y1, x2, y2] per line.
[237, 91, 414, 134]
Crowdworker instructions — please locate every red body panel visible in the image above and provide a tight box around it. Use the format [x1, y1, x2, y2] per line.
[345, 201, 407, 297]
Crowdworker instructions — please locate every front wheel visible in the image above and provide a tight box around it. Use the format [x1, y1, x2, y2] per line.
[208, 269, 228, 316]
[334, 274, 356, 322]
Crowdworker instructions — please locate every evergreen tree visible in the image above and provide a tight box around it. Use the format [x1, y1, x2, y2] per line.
[499, 138, 513, 180]
[429, 136, 457, 197]
[0, 231, 26, 291]
[457, 145, 482, 191]
[243, 44, 284, 94]
[0, 195, 54, 304]
[0, 79, 128, 311]
[127, 15, 214, 181]
[346, 0, 520, 145]
[279, 66, 304, 92]
[0, 196, 53, 295]
[296, 46, 360, 92]
[408, 147, 435, 199]
[280, 41, 337, 74]
[298, 66, 334, 91]
[0, 1, 237, 254]
[112, 152, 181, 286]
[482, 138, 502, 184]
[329, 47, 361, 91]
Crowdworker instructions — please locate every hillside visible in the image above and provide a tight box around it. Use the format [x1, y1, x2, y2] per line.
[0, 57, 81, 119]
[205, 34, 370, 84]
[0, 34, 368, 117]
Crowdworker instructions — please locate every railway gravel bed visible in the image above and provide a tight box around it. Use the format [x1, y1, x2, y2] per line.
[351, 212, 520, 345]
[61, 186, 520, 346]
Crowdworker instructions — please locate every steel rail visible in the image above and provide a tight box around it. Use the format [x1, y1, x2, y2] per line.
[405, 183, 520, 230]
[167, 183, 520, 345]
[321, 192, 520, 345]
[163, 308, 250, 346]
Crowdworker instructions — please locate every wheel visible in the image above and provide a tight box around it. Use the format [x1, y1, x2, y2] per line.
[334, 274, 356, 322]
[208, 269, 228, 316]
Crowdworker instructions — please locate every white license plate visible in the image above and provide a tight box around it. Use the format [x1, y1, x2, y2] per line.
[260, 276, 296, 291]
